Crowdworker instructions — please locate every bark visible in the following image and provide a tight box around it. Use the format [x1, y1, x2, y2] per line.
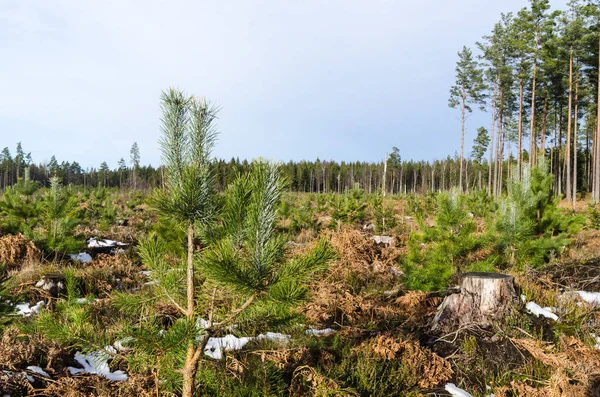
[459, 91, 466, 191]
[494, 102, 502, 196]
[573, 71, 578, 205]
[517, 74, 524, 180]
[566, 50, 573, 203]
[382, 154, 387, 197]
[541, 91, 548, 155]
[595, 19, 600, 202]
[488, 78, 497, 196]
[432, 272, 519, 331]
[529, 33, 539, 167]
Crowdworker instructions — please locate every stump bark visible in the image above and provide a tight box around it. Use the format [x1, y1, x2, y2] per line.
[432, 272, 519, 330]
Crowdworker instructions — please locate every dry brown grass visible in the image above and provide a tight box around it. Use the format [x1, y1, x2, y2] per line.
[0, 233, 40, 271]
[290, 365, 356, 397]
[360, 334, 453, 389]
[504, 335, 600, 396]
[302, 228, 404, 327]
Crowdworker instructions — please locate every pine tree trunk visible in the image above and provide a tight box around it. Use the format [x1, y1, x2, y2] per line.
[488, 78, 497, 196]
[541, 92, 548, 157]
[517, 75, 524, 180]
[558, 107, 563, 197]
[460, 91, 466, 191]
[181, 222, 200, 397]
[595, 17, 600, 203]
[530, 34, 539, 167]
[382, 154, 387, 197]
[573, 71, 579, 205]
[566, 50, 573, 203]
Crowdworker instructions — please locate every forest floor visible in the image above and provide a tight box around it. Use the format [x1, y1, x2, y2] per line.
[1, 193, 600, 396]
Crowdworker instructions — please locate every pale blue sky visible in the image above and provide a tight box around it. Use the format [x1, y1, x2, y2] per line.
[0, 0, 566, 169]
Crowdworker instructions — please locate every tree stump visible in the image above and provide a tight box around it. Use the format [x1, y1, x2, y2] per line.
[432, 272, 519, 331]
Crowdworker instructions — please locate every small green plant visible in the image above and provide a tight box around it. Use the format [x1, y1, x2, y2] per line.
[35, 176, 82, 254]
[330, 187, 367, 229]
[492, 160, 577, 268]
[403, 190, 480, 291]
[0, 170, 41, 236]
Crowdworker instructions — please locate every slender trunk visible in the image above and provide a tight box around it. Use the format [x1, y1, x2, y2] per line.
[181, 222, 198, 397]
[587, 122, 592, 192]
[488, 78, 497, 195]
[498, 124, 504, 196]
[187, 223, 195, 317]
[460, 91, 466, 191]
[382, 154, 387, 197]
[566, 49, 573, 203]
[558, 106, 563, 196]
[573, 71, 579, 204]
[530, 33, 538, 167]
[541, 91, 548, 156]
[494, 93, 503, 197]
[413, 169, 417, 193]
[595, 20, 600, 202]
[517, 74, 524, 180]
[465, 161, 470, 193]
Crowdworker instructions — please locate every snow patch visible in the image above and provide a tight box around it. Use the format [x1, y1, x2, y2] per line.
[203, 332, 290, 360]
[204, 335, 253, 360]
[69, 252, 92, 263]
[15, 301, 45, 317]
[306, 328, 336, 336]
[445, 383, 474, 397]
[576, 291, 600, 305]
[526, 301, 558, 321]
[26, 366, 50, 378]
[67, 351, 128, 381]
[87, 238, 128, 248]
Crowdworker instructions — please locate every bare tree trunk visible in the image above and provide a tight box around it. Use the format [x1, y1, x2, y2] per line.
[488, 78, 497, 196]
[588, 122, 592, 192]
[517, 75, 524, 180]
[595, 21, 600, 202]
[566, 50, 573, 203]
[382, 154, 387, 197]
[494, 93, 504, 197]
[573, 71, 579, 205]
[541, 91, 548, 157]
[496, 116, 505, 197]
[558, 107, 563, 197]
[460, 91, 466, 191]
[530, 33, 539, 167]
[465, 161, 470, 194]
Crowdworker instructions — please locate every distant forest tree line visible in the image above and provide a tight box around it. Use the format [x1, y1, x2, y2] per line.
[0, 141, 586, 197]
[7, 0, 600, 199]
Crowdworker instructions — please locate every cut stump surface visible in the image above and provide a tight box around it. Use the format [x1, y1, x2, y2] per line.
[432, 272, 519, 331]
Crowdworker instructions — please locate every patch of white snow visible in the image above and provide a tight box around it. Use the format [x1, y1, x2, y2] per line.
[576, 291, 600, 305]
[26, 366, 50, 378]
[445, 383, 474, 397]
[526, 302, 558, 321]
[67, 351, 128, 381]
[15, 301, 45, 317]
[69, 252, 93, 263]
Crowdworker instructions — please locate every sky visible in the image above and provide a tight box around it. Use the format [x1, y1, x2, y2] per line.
[0, 0, 568, 169]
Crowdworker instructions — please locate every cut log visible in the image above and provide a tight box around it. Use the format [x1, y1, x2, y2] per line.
[432, 272, 519, 331]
